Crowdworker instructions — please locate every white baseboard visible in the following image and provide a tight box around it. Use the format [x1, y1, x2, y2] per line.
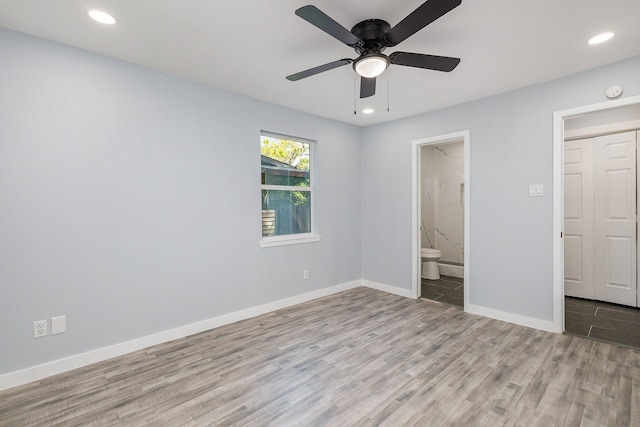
[0, 280, 362, 392]
[1, 281, 560, 392]
[363, 279, 556, 334]
[363, 279, 415, 299]
[467, 304, 556, 333]
[437, 263, 464, 278]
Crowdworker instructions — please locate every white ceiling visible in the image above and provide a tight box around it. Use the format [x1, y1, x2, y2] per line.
[1, 0, 639, 126]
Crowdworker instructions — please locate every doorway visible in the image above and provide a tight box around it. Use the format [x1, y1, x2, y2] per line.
[552, 95, 640, 334]
[411, 130, 470, 310]
[564, 130, 639, 307]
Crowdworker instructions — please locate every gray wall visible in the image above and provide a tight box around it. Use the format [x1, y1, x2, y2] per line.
[565, 103, 640, 131]
[2, 24, 640, 377]
[361, 55, 640, 322]
[0, 28, 362, 375]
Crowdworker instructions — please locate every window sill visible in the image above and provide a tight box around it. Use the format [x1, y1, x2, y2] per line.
[260, 233, 321, 248]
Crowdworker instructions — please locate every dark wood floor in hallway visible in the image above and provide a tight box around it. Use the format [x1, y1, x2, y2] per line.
[422, 275, 640, 349]
[565, 296, 640, 348]
[421, 275, 464, 308]
[1, 287, 639, 426]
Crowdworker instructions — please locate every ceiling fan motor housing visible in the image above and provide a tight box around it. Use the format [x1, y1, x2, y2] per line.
[351, 19, 391, 55]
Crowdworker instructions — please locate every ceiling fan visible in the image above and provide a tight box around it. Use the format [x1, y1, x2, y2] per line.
[286, 0, 462, 99]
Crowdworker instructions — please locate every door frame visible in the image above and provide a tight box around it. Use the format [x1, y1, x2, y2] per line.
[552, 95, 640, 332]
[411, 130, 470, 310]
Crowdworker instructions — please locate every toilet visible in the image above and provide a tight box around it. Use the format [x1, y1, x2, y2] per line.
[421, 248, 442, 280]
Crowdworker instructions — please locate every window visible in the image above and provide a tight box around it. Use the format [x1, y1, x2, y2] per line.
[260, 132, 319, 247]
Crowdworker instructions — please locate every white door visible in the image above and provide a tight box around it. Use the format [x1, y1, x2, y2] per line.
[564, 138, 594, 299]
[565, 131, 638, 307]
[593, 131, 637, 307]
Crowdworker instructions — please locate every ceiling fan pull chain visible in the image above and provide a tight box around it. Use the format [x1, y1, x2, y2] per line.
[386, 68, 390, 112]
[354, 72, 357, 115]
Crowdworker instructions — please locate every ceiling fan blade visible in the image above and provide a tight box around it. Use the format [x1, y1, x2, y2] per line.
[295, 5, 362, 47]
[360, 77, 376, 98]
[383, 0, 461, 47]
[389, 52, 460, 72]
[286, 59, 353, 81]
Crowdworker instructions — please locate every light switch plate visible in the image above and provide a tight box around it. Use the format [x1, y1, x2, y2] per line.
[529, 184, 543, 197]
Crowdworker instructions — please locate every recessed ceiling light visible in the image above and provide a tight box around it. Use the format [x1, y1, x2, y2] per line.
[363, 108, 374, 114]
[588, 32, 614, 45]
[88, 10, 117, 25]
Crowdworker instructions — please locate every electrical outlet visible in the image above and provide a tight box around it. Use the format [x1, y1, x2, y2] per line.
[34, 320, 47, 338]
[303, 269, 309, 280]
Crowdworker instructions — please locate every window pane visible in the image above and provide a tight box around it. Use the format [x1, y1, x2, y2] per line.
[262, 189, 311, 236]
[261, 137, 310, 187]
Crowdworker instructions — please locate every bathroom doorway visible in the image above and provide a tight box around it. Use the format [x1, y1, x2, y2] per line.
[411, 131, 470, 310]
[552, 95, 640, 336]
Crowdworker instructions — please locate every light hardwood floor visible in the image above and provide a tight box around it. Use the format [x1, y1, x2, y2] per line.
[1, 287, 639, 426]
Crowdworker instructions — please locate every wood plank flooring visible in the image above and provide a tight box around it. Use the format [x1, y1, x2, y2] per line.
[1, 287, 639, 426]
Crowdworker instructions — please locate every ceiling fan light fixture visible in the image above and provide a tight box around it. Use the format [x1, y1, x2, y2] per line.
[354, 54, 389, 78]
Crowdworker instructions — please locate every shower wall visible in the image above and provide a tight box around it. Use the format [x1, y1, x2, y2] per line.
[421, 141, 464, 264]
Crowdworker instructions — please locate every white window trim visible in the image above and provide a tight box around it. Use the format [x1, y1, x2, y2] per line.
[260, 232, 322, 248]
[261, 185, 311, 192]
[260, 132, 319, 248]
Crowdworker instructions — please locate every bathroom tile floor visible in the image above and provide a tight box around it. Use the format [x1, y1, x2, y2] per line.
[564, 296, 640, 348]
[421, 275, 464, 308]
